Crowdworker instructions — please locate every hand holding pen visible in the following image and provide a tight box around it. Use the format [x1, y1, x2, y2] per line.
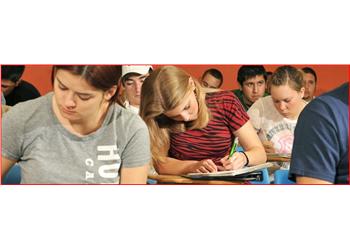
[219, 138, 246, 171]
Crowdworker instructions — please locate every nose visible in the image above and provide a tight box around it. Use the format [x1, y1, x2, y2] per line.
[180, 112, 190, 121]
[278, 102, 287, 111]
[135, 81, 142, 95]
[252, 84, 258, 93]
[64, 92, 76, 109]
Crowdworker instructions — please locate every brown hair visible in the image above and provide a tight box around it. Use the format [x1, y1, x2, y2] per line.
[269, 65, 304, 92]
[52, 65, 122, 102]
[139, 66, 210, 165]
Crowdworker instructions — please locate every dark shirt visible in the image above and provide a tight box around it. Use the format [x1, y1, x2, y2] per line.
[289, 83, 349, 184]
[5, 80, 41, 106]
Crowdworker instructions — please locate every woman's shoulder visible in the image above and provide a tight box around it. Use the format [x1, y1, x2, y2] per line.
[206, 90, 238, 102]
[112, 103, 147, 131]
[4, 94, 51, 121]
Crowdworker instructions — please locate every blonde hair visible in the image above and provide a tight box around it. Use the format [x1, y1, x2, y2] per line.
[140, 66, 210, 166]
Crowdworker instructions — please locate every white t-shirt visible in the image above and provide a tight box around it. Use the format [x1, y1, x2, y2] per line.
[124, 100, 139, 114]
[247, 96, 298, 154]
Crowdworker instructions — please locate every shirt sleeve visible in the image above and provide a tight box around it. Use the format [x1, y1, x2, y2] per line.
[289, 108, 339, 183]
[120, 117, 151, 168]
[2, 106, 25, 160]
[223, 93, 249, 131]
[247, 99, 263, 131]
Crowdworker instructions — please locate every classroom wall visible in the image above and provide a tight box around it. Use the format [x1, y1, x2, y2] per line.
[21, 65, 349, 96]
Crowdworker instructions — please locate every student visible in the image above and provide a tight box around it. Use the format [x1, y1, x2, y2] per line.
[233, 65, 268, 111]
[289, 82, 348, 184]
[247, 66, 307, 168]
[1, 65, 41, 106]
[302, 66, 317, 102]
[2, 65, 150, 184]
[119, 65, 153, 114]
[200, 68, 223, 89]
[139, 66, 266, 175]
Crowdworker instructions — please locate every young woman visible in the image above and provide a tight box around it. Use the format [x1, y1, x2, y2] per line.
[139, 66, 266, 175]
[247, 65, 307, 162]
[2, 65, 150, 184]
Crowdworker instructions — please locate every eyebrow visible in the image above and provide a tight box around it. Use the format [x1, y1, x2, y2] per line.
[56, 77, 93, 96]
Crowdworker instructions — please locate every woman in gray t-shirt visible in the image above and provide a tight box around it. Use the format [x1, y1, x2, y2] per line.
[2, 65, 150, 184]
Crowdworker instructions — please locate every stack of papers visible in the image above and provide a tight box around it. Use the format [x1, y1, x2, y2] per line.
[184, 163, 273, 180]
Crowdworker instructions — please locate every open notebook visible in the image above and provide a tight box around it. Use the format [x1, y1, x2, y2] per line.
[184, 162, 273, 180]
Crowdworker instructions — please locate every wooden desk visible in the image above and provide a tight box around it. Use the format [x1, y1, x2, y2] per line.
[266, 155, 291, 162]
[148, 174, 244, 185]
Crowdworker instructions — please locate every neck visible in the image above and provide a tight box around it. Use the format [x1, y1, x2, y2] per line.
[289, 100, 307, 120]
[53, 98, 110, 136]
[242, 94, 253, 108]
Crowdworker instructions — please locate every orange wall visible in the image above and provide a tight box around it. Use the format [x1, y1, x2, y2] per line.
[21, 65, 349, 97]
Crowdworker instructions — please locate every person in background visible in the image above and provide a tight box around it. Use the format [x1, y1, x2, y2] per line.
[233, 65, 269, 111]
[289, 82, 348, 184]
[200, 68, 223, 89]
[2, 65, 150, 184]
[1, 65, 41, 106]
[247, 66, 307, 169]
[302, 66, 318, 102]
[118, 65, 153, 114]
[139, 66, 266, 175]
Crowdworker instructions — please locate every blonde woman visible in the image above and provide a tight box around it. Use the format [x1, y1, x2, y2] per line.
[140, 66, 266, 175]
[247, 65, 307, 167]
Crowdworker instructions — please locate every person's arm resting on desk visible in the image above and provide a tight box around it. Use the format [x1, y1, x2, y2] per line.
[120, 164, 149, 184]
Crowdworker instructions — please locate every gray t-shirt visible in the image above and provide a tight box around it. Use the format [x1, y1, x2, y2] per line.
[2, 93, 151, 184]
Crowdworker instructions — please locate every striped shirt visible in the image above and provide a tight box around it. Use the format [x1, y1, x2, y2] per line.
[168, 90, 249, 165]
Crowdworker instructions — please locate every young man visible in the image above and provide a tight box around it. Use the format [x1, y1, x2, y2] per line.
[200, 68, 223, 89]
[233, 65, 268, 111]
[1, 65, 41, 106]
[302, 67, 317, 102]
[289, 82, 348, 184]
[120, 65, 153, 114]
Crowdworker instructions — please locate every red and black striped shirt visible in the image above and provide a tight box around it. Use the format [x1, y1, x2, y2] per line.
[168, 90, 249, 165]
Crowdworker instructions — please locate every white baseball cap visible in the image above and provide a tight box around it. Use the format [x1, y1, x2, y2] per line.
[121, 65, 153, 78]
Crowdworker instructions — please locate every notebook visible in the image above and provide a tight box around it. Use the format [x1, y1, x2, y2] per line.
[184, 162, 273, 180]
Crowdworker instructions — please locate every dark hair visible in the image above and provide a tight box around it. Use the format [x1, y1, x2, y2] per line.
[1, 65, 25, 82]
[302, 67, 317, 82]
[52, 65, 122, 102]
[269, 65, 304, 92]
[237, 65, 267, 86]
[202, 68, 223, 87]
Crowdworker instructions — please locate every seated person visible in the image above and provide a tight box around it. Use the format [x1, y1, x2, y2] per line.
[289, 82, 348, 184]
[233, 65, 269, 111]
[200, 68, 223, 89]
[302, 66, 318, 102]
[247, 66, 307, 169]
[2, 65, 150, 184]
[1, 65, 41, 106]
[118, 65, 153, 114]
[139, 66, 266, 175]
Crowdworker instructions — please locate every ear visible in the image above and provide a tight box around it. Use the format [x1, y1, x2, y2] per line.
[104, 85, 117, 101]
[299, 87, 305, 98]
[189, 77, 196, 90]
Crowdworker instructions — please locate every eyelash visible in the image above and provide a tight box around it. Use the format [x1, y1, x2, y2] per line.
[59, 84, 91, 101]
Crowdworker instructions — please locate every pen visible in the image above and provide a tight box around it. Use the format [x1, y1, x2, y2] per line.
[228, 138, 238, 159]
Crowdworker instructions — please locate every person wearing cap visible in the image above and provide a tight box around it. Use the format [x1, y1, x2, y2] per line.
[120, 65, 153, 114]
